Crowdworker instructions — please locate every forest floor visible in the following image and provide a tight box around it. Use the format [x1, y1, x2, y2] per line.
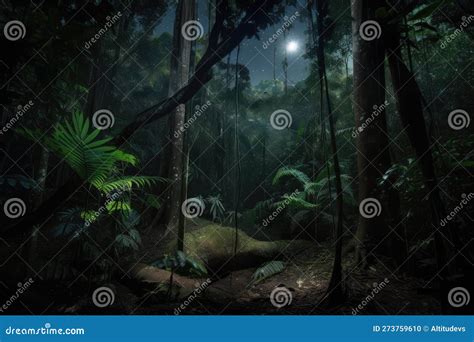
[2, 220, 441, 315]
[109, 220, 441, 315]
[125, 246, 440, 315]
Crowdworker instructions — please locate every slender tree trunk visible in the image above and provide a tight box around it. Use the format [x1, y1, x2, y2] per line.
[164, 0, 195, 245]
[273, 46, 276, 82]
[261, 134, 266, 189]
[3, 0, 281, 238]
[312, 0, 345, 304]
[283, 30, 288, 94]
[221, 52, 232, 204]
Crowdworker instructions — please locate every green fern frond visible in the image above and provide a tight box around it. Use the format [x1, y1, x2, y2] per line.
[81, 210, 97, 222]
[111, 150, 138, 166]
[36, 111, 148, 191]
[251, 261, 286, 285]
[275, 195, 318, 210]
[44, 112, 118, 188]
[98, 176, 163, 193]
[273, 167, 311, 186]
[106, 200, 131, 213]
[336, 127, 355, 136]
[304, 181, 321, 196]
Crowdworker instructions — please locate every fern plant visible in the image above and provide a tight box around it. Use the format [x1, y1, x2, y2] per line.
[22, 112, 162, 234]
[206, 194, 225, 222]
[23, 111, 163, 193]
[46, 111, 133, 189]
[251, 260, 286, 285]
[19, 112, 167, 281]
[273, 165, 355, 207]
[272, 165, 355, 226]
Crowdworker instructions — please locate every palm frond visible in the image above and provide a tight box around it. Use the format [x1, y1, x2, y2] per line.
[98, 176, 163, 193]
[106, 200, 131, 213]
[36, 111, 156, 192]
[43, 112, 120, 189]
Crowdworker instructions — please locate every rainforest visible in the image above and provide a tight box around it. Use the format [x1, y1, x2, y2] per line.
[0, 0, 473, 315]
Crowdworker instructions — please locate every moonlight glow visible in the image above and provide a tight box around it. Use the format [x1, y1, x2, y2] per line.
[286, 41, 298, 53]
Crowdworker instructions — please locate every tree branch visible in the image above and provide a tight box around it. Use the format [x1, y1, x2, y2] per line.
[2, 0, 283, 238]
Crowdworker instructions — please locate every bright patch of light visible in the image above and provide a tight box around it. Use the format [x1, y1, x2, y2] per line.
[286, 41, 298, 53]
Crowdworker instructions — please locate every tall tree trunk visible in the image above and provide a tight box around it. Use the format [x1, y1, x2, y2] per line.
[283, 30, 288, 94]
[385, 28, 458, 311]
[164, 0, 195, 246]
[273, 46, 276, 83]
[3, 0, 280, 238]
[177, 17, 198, 251]
[233, 43, 242, 251]
[352, 0, 391, 266]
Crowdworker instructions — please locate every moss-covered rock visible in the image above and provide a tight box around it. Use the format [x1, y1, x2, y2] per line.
[165, 224, 311, 273]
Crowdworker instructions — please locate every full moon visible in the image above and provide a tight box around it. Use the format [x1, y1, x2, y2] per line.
[286, 41, 298, 53]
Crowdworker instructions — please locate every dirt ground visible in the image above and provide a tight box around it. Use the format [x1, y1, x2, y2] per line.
[125, 244, 440, 315]
[0, 220, 441, 315]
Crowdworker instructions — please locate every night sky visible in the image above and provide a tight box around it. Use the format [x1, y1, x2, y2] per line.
[155, 3, 310, 86]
